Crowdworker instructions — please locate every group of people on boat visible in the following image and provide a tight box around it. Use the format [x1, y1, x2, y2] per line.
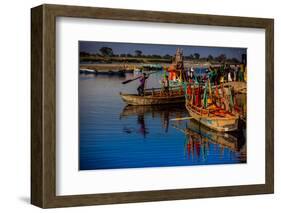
[205, 64, 246, 84]
[136, 63, 246, 96]
[137, 72, 170, 96]
[184, 64, 246, 85]
[134, 46, 246, 99]
[185, 81, 235, 113]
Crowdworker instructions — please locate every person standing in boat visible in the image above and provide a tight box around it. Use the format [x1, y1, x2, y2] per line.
[228, 71, 233, 82]
[234, 65, 239, 81]
[137, 73, 149, 96]
[208, 66, 217, 83]
[161, 74, 170, 95]
[190, 67, 195, 81]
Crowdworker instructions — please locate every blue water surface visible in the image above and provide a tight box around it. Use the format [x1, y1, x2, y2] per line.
[79, 71, 246, 170]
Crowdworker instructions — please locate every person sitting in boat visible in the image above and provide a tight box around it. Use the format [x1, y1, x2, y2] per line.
[137, 73, 148, 96]
[161, 74, 170, 95]
[208, 66, 217, 83]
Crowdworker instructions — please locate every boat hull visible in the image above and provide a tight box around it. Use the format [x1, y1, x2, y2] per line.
[120, 93, 185, 106]
[186, 104, 238, 132]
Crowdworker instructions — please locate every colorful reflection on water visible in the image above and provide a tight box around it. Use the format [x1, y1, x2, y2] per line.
[79, 72, 246, 170]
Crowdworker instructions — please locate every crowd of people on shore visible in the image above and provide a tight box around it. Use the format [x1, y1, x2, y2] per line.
[186, 64, 246, 84]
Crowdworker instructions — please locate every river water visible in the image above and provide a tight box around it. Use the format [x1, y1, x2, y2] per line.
[79, 71, 246, 170]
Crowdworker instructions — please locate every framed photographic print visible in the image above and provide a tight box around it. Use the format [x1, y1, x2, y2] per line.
[31, 4, 274, 208]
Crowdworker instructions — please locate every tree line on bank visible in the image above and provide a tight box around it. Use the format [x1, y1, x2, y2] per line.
[80, 47, 241, 64]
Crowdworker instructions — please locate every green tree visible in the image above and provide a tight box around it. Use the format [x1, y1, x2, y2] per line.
[163, 54, 171, 59]
[185, 54, 194, 60]
[194, 53, 200, 60]
[99, 47, 113, 56]
[216, 54, 227, 62]
[231, 57, 239, 63]
[134, 50, 142, 57]
[152, 54, 161, 59]
[80, 51, 90, 57]
[207, 55, 213, 60]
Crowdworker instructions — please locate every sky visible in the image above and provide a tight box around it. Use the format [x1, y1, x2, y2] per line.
[79, 41, 246, 61]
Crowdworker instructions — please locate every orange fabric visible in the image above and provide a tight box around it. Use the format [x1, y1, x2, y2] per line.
[168, 65, 176, 72]
[169, 72, 176, 81]
[215, 85, 219, 97]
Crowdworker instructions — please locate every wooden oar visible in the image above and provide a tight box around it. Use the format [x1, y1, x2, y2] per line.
[121, 70, 162, 84]
[122, 76, 141, 84]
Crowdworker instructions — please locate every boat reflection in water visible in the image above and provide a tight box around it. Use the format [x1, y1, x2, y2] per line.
[173, 120, 246, 163]
[120, 104, 246, 164]
[120, 104, 187, 137]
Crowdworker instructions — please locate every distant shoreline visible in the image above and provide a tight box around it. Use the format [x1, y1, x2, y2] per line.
[79, 60, 243, 72]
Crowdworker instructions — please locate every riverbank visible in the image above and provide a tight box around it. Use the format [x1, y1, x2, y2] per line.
[79, 60, 230, 73]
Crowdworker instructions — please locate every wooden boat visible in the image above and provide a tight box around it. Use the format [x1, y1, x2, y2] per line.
[79, 68, 96, 74]
[120, 87, 185, 106]
[80, 68, 127, 76]
[120, 93, 185, 106]
[186, 103, 239, 132]
[183, 80, 241, 132]
[121, 48, 189, 106]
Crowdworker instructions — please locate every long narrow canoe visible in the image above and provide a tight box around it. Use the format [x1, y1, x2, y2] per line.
[120, 87, 185, 106]
[186, 103, 239, 132]
[120, 93, 185, 106]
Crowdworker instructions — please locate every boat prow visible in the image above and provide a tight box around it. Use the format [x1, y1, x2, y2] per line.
[186, 103, 239, 132]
